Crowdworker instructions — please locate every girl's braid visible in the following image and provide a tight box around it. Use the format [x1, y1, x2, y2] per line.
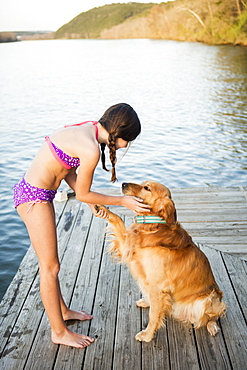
[100, 143, 109, 172]
[108, 132, 117, 182]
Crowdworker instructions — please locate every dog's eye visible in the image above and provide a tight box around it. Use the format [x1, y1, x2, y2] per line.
[144, 186, 151, 192]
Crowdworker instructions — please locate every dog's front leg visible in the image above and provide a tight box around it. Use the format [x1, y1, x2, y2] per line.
[135, 291, 171, 342]
[95, 204, 127, 245]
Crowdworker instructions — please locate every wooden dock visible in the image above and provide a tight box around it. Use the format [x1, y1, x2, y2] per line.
[0, 186, 247, 369]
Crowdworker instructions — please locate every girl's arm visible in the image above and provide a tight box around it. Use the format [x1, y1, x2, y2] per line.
[65, 143, 149, 214]
[64, 168, 77, 191]
[64, 166, 107, 217]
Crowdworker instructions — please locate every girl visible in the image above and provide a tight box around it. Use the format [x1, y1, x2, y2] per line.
[13, 103, 149, 349]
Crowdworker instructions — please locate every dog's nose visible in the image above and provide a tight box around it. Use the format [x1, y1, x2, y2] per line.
[122, 182, 128, 190]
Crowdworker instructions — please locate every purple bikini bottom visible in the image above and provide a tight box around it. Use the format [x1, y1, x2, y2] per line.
[13, 177, 57, 210]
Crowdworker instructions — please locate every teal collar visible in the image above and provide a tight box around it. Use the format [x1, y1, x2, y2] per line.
[135, 215, 166, 224]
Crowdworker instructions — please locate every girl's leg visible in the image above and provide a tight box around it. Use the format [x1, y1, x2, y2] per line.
[49, 204, 93, 322]
[18, 201, 94, 348]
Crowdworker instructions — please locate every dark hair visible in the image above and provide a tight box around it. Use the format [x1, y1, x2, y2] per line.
[98, 103, 141, 182]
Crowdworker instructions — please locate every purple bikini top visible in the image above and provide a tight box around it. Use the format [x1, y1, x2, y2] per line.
[45, 121, 99, 169]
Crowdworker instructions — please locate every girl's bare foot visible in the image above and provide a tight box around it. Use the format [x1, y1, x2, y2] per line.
[52, 328, 94, 348]
[63, 308, 93, 322]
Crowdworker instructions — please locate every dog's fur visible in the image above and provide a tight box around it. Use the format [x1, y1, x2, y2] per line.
[96, 181, 226, 342]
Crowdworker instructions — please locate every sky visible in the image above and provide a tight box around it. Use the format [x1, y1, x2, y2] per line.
[0, 0, 158, 32]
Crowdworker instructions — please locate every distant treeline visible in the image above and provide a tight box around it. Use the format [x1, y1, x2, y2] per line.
[2, 1, 247, 45]
[55, 2, 155, 39]
[55, 0, 247, 45]
[0, 32, 20, 43]
[0, 31, 53, 43]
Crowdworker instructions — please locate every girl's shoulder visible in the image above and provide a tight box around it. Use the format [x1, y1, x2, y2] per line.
[50, 125, 100, 160]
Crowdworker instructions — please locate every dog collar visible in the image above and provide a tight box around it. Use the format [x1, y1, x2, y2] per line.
[135, 216, 166, 224]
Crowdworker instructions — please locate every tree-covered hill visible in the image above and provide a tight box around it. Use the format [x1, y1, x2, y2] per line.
[55, 2, 156, 39]
[51, 1, 247, 45]
[146, 0, 247, 45]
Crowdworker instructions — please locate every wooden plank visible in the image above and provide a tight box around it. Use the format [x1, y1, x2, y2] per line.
[190, 232, 247, 241]
[167, 320, 200, 370]
[240, 186, 247, 199]
[0, 199, 68, 355]
[52, 214, 108, 370]
[193, 236, 247, 244]
[99, 187, 247, 206]
[173, 193, 246, 203]
[141, 309, 170, 370]
[99, 186, 246, 200]
[196, 243, 247, 255]
[220, 253, 247, 321]
[106, 208, 247, 222]
[173, 195, 246, 204]
[171, 188, 245, 195]
[192, 246, 233, 369]
[183, 220, 247, 228]
[177, 212, 247, 223]
[112, 216, 142, 370]
[54, 199, 69, 223]
[170, 186, 242, 194]
[175, 202, 247, 209]
[177, 207, 247, 215]
[184, 225, 247, 236]
[183, 222, 247, 258]
[194, 326, 232, 370]
[112, 265, 142, 370]
[24, 201, 94, 369]
[82, 227, 121, 370]
[0, 198, 81, 368]
[199, 246, 247, 370]
[0, 247, 38, 353]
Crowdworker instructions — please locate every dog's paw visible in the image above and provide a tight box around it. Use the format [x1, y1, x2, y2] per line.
[135, 330, 153, 342]
[94, 204, 107, 213]
[136, 299, 150, 308]
[207, 321, 220, 336]
[93, 204, 110, 220]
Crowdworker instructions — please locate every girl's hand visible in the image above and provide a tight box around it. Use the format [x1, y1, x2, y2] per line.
[122, 195, 151, 214]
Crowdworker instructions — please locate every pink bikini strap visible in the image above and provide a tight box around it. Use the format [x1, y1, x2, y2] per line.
[64, 121, 99, 140]
[27, 200, 48, 214]
[45, 136, 72, 169]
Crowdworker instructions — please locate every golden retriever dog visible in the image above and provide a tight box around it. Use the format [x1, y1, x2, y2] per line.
[96, 181, 226, 342]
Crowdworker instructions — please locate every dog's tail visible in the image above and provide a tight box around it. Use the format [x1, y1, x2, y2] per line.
[172, 290, 227, 329]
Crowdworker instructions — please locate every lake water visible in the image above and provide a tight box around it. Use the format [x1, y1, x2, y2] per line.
[0, 39, 246, 301]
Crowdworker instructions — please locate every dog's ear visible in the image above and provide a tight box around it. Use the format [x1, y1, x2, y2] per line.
[153, 198, 177, 225]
